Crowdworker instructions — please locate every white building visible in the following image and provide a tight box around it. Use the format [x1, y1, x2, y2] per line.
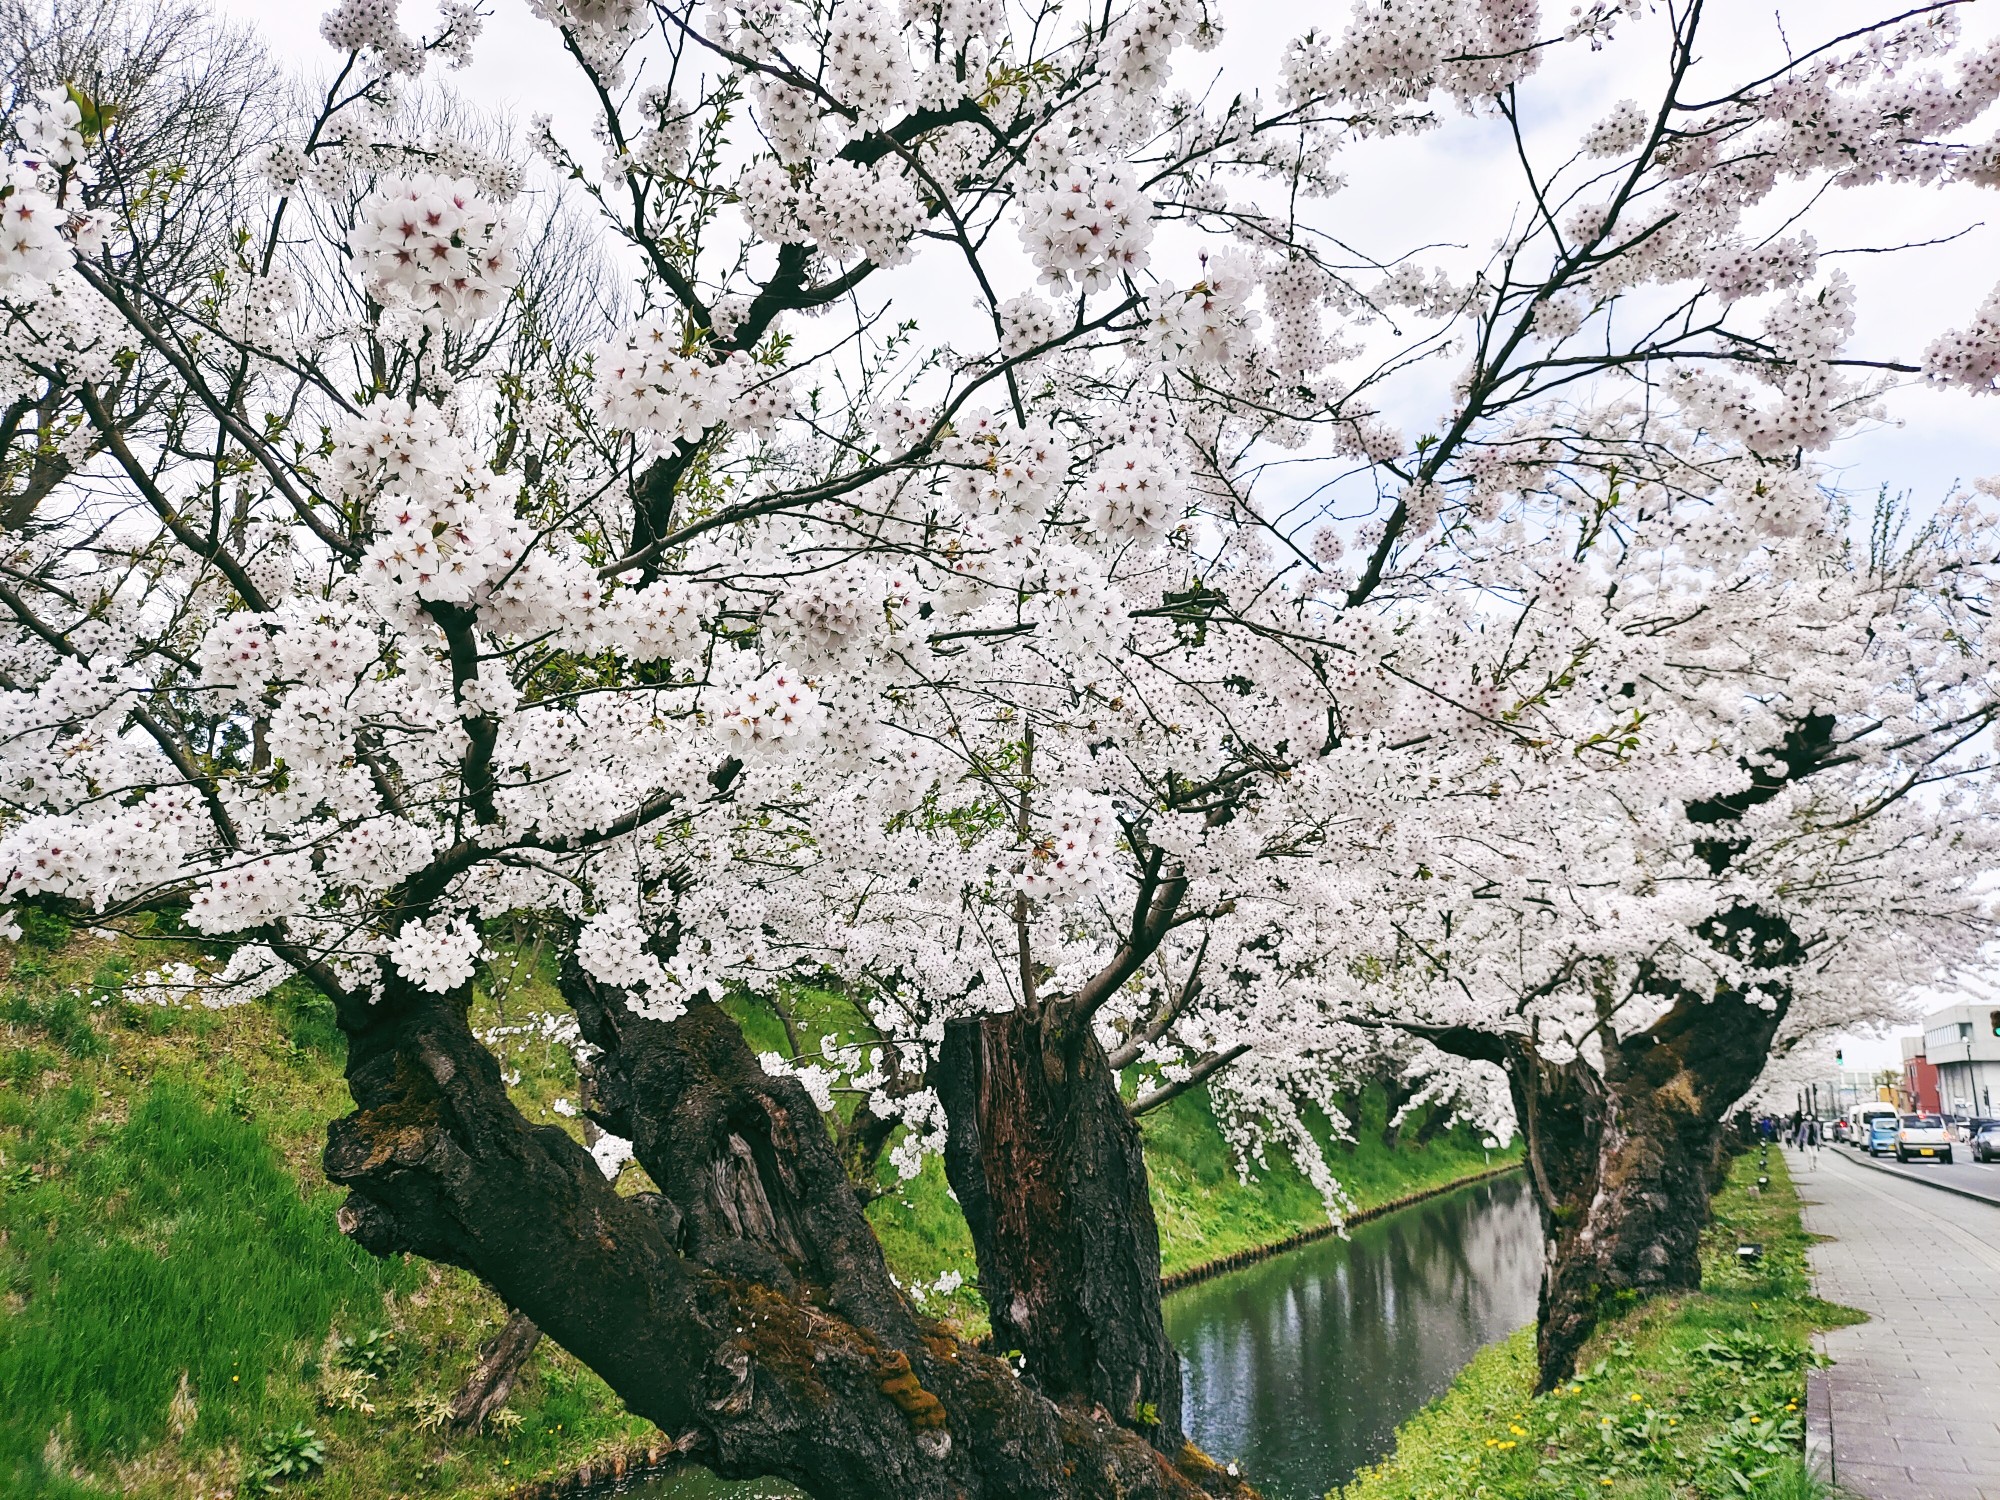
[1918, 1003, 2000, 1118]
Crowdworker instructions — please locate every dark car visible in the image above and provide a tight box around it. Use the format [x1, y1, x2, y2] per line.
[1974, 1122, 2000, 1163]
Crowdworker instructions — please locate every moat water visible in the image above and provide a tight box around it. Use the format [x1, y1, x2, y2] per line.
[614, 1171, 1540, 1500]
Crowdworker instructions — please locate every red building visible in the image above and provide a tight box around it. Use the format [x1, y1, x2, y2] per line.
[1899, 1035, 1942, 1114]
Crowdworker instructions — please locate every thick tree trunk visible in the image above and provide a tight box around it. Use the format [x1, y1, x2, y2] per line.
[1430, 722, 1832, 1391]
[1492, 1044, 1608, 1393]
[937, 1006, 1185, 1451]
[1503, 924, 1796, 1390]
[324, 972, 1248, 1500]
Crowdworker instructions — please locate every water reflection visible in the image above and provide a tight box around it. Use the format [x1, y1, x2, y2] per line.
[607, 1469, 801, 1500]
[611, 1174, 1538, 1500]
[1165, 1173, 1541, 1499]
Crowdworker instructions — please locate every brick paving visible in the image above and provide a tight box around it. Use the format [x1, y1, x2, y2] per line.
[1794, 1146, 2000, 1499]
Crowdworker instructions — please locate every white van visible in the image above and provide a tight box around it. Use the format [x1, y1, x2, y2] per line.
[1844, 1105, 1898, 1146]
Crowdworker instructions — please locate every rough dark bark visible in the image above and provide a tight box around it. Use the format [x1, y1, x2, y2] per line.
[1419, 719, 1835, 1390]
[1528, 998, 1790, 1386]
[937, 1006, 1185, 1451]
[448, 1310, 542, 1432]
[324, 970, 1249, 1500]
[1469, 904, 1802, 1391]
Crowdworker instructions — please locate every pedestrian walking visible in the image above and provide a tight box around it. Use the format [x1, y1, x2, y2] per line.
[1803, 1115, 1821, 1168]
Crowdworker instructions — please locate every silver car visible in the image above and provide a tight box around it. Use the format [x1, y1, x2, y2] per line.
[1895, 1113, 1955, 1164]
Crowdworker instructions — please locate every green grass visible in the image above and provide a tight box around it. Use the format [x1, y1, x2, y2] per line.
[0, 1080, 411, 1482]
[0, 933, 660, 1499]
[1336, 1149, 1861, 1500]
[1145, 1083, 1508, 1279]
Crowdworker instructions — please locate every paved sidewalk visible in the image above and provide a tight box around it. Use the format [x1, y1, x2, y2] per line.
[1794, 1148, 2000, 1499]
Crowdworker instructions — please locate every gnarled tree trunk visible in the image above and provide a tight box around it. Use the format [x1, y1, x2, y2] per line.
[1466, 905, 1800, 1391]
[937, 1005, 1185, 1451]
[1522, 991, 1790, 1388]
[324, 970, 1249, 1500]
[1432, 721, 1834, 1389]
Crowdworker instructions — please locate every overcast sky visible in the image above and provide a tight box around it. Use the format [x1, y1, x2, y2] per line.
[213, 0, 2000, 1072]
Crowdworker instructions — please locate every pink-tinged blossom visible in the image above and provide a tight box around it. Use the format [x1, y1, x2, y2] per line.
[388, 914, 486, 993]
[349, 173, 520, 329]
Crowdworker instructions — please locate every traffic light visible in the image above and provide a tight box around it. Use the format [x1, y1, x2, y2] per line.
[1990, 1010, 1999, 1038]
[1836, 1048, 1844, 1067]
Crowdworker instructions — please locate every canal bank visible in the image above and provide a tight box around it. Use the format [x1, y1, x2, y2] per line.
[1160, 1160, 1524, 1293]
[1336, 1150, 1859, 1500]
[576, 1170, 1540, 1500]
[1169, 1172, 1540, 1500]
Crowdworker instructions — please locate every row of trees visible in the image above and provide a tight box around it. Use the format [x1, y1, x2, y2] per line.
[5, 0, 2000, 1493]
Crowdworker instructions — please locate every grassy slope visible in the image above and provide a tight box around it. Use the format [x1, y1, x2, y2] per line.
[0, 930, 658, 1500]
[1336, 1149, 1861, 1500]
[1144, 1083, 1504, 1280]
[0, 931, 1512, 1498]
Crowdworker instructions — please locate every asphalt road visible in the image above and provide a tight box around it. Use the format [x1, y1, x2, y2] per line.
[1815, 1138, 2000, 1208]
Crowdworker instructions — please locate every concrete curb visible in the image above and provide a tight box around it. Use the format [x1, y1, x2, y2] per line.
[1826, 1141, 2000, 1210]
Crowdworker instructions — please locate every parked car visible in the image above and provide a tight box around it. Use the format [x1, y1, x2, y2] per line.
[1867, 1118, 1900, 1156]
[1895, 1114, 1955, 1163]
[1973, 1122, 2000, 1163]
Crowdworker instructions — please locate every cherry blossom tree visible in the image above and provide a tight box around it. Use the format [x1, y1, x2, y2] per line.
[1312, 480, 2000, 1387]
[8, 0, 2000, 1493]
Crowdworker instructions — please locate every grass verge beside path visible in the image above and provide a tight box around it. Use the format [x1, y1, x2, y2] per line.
[1336, 1149, 1862, 1500]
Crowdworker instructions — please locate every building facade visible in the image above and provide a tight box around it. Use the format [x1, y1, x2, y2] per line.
[1915, 1004, 2000, 1119]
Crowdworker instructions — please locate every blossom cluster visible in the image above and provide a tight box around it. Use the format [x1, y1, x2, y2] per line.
[388, 914, 487, 992]
[337, 399, 531, 608]
[0, 161, 76, 286]
[593, 317, 791, 447]
[709, 663, 826, 760]
[1017, 792, 1121, 905]
[738, 159, 927, 267]
[1018, 165, 1154, 292]
[349, 173, 522, 329]
[1925, 284, 2000, 393]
